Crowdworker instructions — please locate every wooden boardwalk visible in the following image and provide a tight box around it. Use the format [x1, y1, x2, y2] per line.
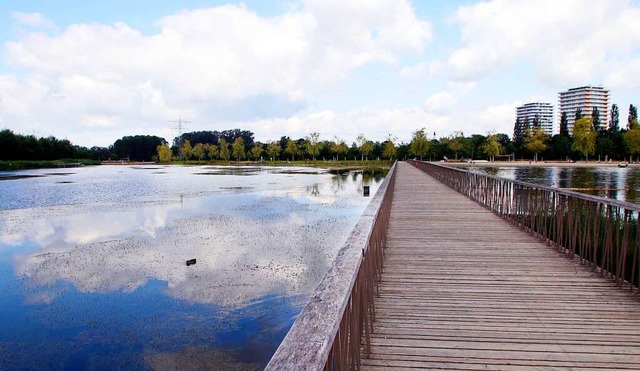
[362, 162, 640, 370]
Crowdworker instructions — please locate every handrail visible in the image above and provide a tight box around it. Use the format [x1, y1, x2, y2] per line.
[409, 160, 640, 292]
[266, 161, 397, 370]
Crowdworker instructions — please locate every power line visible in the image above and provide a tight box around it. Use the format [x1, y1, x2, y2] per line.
[169, 116, 191, 137]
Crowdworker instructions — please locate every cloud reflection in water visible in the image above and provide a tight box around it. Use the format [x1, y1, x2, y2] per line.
[0, 166, 385, 369]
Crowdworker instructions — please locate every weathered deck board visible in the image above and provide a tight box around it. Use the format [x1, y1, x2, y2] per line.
[362, 162, 640, 370]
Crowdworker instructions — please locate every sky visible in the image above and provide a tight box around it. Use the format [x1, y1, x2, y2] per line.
[0, 0, 639, 148]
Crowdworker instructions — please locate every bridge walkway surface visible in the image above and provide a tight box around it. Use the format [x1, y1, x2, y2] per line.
[362, 162, 640, 370]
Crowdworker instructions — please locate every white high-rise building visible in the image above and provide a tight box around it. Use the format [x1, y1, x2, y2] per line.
[515, 102, 554, 137]
[558, 86, 610, 132]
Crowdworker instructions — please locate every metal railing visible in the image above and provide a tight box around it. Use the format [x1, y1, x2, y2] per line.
[409, 160, 640, 292]
[266, 162, 397, 371]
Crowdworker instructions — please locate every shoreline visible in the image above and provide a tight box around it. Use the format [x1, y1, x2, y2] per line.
[443, 160, 639, 168]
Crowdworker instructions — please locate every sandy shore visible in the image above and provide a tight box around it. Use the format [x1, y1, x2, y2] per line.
[443, 160, 640, 168]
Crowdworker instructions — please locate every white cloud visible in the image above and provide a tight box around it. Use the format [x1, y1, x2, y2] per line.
[449, 0, 640, 86]
[11, 12, 57, 29]
[235, 107, 456, 144]
[424, 92, 456, 111]
[474, 101, 521, 136]
[399, 62, 427, 79]
[1, 1, 431, 146]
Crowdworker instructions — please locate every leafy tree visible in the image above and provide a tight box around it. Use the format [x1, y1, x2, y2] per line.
[493, 133, 512, 154]
[0, 130, 109, 161]
[173, 129, 254, 149]
[591, 107, 601, 131]
[192, 143, 206, 160]
[624, 125, 640, 162]
[250, 143, 264, 160]
[204, 143, 218, 160]
[219, 138, 230, 161]
[232, 137, 245, 161]
[305, 132, 322, 160]
[447, 131, 464, 160]
[524, 127, 548, 162]
[382, 135, 397, 160]
[572, 117, 596, 161]
[513, 117, 526, 143]
[360, 140, 374, 161]
[610, 103, 620, 132]
[533, 114, 541, 128]
[267, 141, 281, 160]
[331, 137, 348, 161]
[409, 128, 430, 160]
[560, 112, 569, 136]
[180, 139, 192, 160]
[629, 104, 638, 128]
[285, 139, 298, 161]
[112, 135, 165, 162]
[575, 108, 583, 121]
[356, 134, 369, 161]
[469, 134, 485, 160]
[481, 133, 502, 161]
[550, 134, 572, 161]
[156, 144, 172, 163]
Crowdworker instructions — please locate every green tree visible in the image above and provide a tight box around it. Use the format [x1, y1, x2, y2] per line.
[572, 117, 596, 161]
[513, 117, 526, 143]
[575, 108, 583, 122]
[331, 137, 348, 161]
[251, 143, 264, 160]
[409, 128, 430, 160]
[629, 104, 638, 128]
[524, 127, 548, 162]
[232, 137, 245, 161]
[610, 103, 620, 132]
[204, 143, 218, 160]
[305, 132, 322, 160]
[285, 139, 298, 161]
[219, 138, 230, 161]
[156, 144, 172, 163]
[624, 126, 640, 162]
[356, 134, 369, 161]
[447, 131, 464, 160]
[267, 141, 281, 160]
[591, 107, 601, 131]
[560, 112, 569, 137]
[481, 133, 502, 162]
[112, 135, 165, 162]
[550, 134, 572, 161]
[180, 139, 192, 160]
[192, 143, 206, 160]
[382, 135, 397, 160]
[360, 140, 374, 161]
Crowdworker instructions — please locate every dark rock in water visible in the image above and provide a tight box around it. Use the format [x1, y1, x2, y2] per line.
[186, 259, 196, 266]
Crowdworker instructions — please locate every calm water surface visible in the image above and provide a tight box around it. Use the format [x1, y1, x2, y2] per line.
[0, 165, 384, 370]
[466, 166, 640, 204]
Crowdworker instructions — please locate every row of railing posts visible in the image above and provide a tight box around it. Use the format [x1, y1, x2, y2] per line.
[265, 162, 397, 370]
[410, 160, 640, 293]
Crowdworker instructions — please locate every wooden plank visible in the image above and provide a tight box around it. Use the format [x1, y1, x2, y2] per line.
[361, 162, 640, 370]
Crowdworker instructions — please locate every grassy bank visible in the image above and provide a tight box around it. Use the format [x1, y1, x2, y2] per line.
[0, 159, 101, 170]
[168, 159, 394, 168]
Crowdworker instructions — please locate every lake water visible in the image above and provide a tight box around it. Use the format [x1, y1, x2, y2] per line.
[466, 165, 640, 204]
[0, 165, 384, 370]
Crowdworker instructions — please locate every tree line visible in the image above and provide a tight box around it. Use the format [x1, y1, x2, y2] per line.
[157, 128, 506, 163]
[3, 102, 639, 163]
[512, 103, 640, 162]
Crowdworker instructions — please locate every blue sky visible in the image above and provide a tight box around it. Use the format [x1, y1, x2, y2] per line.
[1, 0, 639, 147]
